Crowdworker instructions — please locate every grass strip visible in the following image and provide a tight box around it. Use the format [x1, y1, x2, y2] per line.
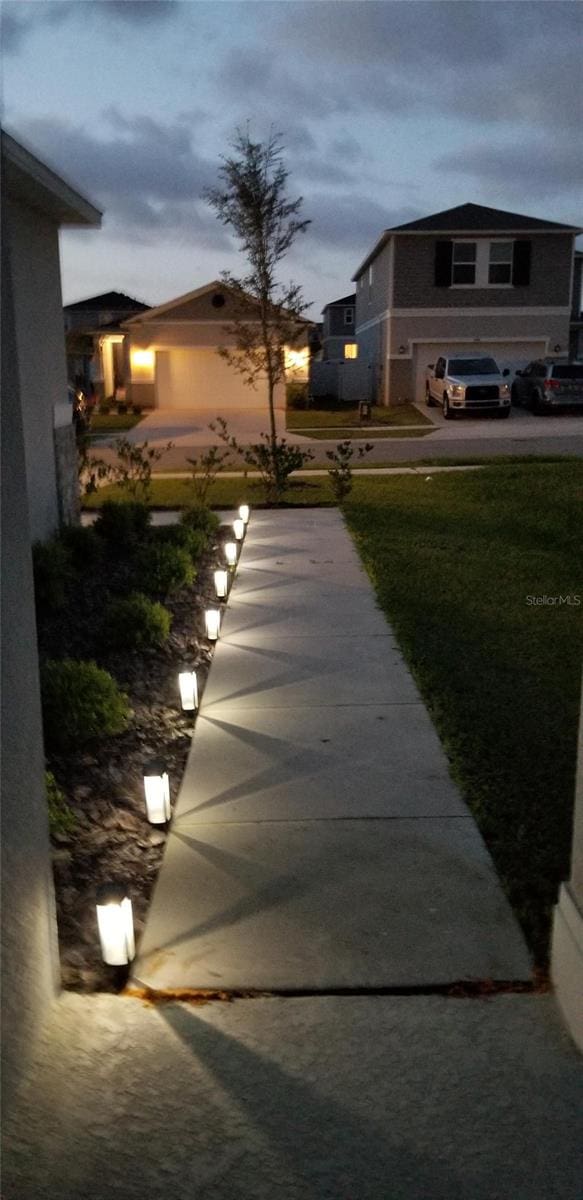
[343, 463, 583, 967]
[287, 403, 432, 429]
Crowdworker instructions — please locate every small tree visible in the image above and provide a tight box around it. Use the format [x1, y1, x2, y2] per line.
[326, 441, 374, 504]
[205, 127, 313, 501]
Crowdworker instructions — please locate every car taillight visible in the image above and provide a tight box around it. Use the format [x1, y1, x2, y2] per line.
[544, 379, 560, 389]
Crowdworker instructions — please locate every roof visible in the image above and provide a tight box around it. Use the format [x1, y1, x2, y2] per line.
[64, 291, 150, 313]
[1, 129, 101, 228]
[321, 293, 356, 313]
[352, 202, 581, 280]
[125, 280, 310, 327]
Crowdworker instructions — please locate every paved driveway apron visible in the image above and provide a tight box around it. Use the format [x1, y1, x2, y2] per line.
[132, 510, 530, 992]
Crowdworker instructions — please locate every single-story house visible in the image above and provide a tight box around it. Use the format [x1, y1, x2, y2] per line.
[352, 202, 582, 406]
[123, 281, 311, 412]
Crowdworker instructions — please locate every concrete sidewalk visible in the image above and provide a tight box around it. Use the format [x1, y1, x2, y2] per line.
[132, 510, 530, 992]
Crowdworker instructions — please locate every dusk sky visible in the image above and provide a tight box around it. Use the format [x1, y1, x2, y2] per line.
[2, 0, 582, 318]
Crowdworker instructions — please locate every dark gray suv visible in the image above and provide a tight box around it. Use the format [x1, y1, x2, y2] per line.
[511, 359, 583, 413]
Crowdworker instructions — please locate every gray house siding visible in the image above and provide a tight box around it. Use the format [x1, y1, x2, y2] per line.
[393, 233, 574, 309]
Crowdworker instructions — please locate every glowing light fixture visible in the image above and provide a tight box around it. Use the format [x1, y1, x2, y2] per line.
[233, 518, 245, 541]
[96, 882, 135, 966]
[239, 504, 250, 525]
[131, 348, 155, 369]
[178, 670, 198, 712]
[205, 609, 221, 641]
[224, 541, 238, 568]
[142, 758, 171, 825]
[214, 569, 228, 599]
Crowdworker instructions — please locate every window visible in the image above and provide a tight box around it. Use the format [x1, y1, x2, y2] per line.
[488, 241, 513, 285]
[344, 344, 358, 359]
[368, 265, 374, 287]
[344, 307, 354, 325]
[452, 242, 477, 285]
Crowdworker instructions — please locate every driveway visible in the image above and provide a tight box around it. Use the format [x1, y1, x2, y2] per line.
[124, 406, 285, 449]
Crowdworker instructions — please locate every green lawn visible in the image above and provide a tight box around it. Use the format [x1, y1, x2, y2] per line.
[287, 403, 431, 429]
[83, 476, 336, 509]
[89, 411, 144, 436]
[344, 463, 583, 968]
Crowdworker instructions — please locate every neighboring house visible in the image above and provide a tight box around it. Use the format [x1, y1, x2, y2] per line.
[63, 291, 150, 401]
[123, 281, 310, 411]
[1, 130, 100, 1106]
[321, 293, 358, 362]
[569, 250, 583, 360]
[1, 130, 101, 539]
[352, 202, 581, 407]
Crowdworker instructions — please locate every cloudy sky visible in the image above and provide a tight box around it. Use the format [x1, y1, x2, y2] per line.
[2, 0, 582, 317]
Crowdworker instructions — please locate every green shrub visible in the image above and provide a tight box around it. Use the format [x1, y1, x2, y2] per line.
[152, 523, 208, 563]
[60, 523, 103, 569]
[45, 771, 76, 836]
[94, 500, 151, 547]
[286, 382, 310, 409]
[180, 504, 220, 538]
[132, 542, 194, 598]
[41, 659, 130, 751]
[32, 539, 72, 610]
[104, 592, 171, 650]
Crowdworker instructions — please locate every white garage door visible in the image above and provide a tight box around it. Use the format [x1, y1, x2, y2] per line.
[155, 348, 257, 410]
[413, 340, 548, 403]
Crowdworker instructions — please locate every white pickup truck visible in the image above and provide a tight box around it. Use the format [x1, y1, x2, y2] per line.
[425, 355, 511, 419]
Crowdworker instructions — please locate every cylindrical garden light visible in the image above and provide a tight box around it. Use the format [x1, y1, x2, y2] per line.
[143, 758, 171, 825]
[96, 882, 135, 966]
[233, 518, 245, 542]
[239, 504, 250, 525]
[214, 568, 228, 600]
[178, 669, 198, 713]
[205, 608, 221, 641]
[224, 541, 238, 569]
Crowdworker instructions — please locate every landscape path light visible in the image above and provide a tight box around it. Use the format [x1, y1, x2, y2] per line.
[239, 504, 250, 525]
[143, 758, 171, 825]
[178, 669, 198, 712]
[224, 541, 238, 568]
[233, 518, 245, 542]
[96, 882, 135, 966]
[214, 568, 228, 600]
[205, 608, 221, 641]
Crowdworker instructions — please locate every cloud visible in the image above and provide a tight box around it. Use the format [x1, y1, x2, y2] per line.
[439, 140, 583, 201]
[0, 0, 177, 54]
[304, 193, 419, 258]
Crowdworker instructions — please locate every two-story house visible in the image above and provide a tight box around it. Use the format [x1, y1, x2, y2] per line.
[569, 250, 583, 360]
[320, 293, 358, 362]
[352, 203, 581, 407]
[63, 290, 150, 402]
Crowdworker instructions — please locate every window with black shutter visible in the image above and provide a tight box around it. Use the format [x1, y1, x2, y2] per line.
[513, 241, 531, 286]
[434, 240, 453, 287]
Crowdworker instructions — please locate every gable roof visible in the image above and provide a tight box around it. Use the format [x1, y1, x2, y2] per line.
[322, 293, 356, 313]
[2, 129, 101, 228]
[125, 280, 311, 328]
[352, 202, 581, 280]
[64, 291, 149, 313]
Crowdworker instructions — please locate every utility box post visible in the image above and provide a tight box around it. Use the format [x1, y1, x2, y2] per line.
[358, 400, 372, 424]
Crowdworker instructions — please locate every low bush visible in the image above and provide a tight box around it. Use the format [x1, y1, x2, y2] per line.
[45, 771, 76, 837]
[152, 523, 208, 564]
[286, 382, 310, 409]
[132, 542, 194, 598]
[103, 592, 172, 650]
[32, 538, 72, 611]
[60, 523, 103, 569]
[41, 659, 130, 751]
[180, 503, 220, 538]
[94, 500, 151, 547]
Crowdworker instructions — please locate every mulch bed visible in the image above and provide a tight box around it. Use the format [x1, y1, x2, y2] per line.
[41, 525, 232, 993]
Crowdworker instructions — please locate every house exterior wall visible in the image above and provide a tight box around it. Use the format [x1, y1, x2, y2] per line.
[323, 335, 358, 362]
[551, 676, 583, 1052]
[392, 233, 574, 308]
[355, 239, 392, 326]
[6, 194, 69, 541]
[1, 221, 60, 1108]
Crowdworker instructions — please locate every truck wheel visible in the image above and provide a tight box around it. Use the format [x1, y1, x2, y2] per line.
[425, 384, 434, 407]
[442, 395, 454, 420]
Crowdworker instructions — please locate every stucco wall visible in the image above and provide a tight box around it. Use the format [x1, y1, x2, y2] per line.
[355, 239, 392, 326]
[1, 220, 60, 1108]
[6, 195, 70, 542]
[389, 309, 569, 348]
[392, 234, 574, 309]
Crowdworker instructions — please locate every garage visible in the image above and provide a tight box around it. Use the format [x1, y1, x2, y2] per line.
[413, 340, 548, 403]
[155, 347, 256, 411]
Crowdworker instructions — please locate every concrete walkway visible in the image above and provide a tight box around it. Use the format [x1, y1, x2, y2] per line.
[132, 510, 530, 992]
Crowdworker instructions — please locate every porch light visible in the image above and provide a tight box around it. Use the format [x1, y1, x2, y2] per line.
[96, 882, 135, 966]
[130, 348, 154, 369]
[233, 518, 245, 541]
[224, 541, 238, 568]
[143, 758, 171, 825]
[178, 670, 198, 712]
[205, 609, 221, 641]
[239, 504, 250, 525]
[214, 569, 228, 599]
